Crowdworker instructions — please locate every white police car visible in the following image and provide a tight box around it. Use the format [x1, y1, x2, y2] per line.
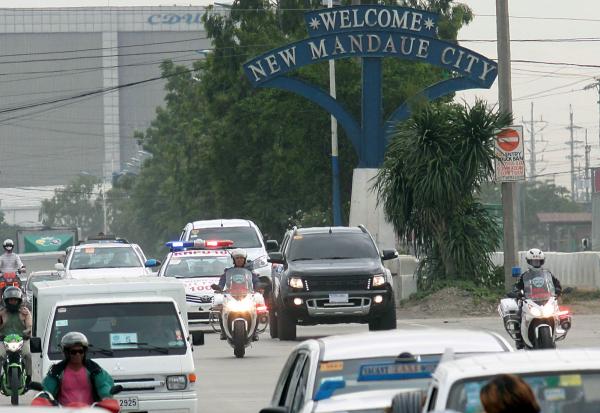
[424, 348, 600, 412]
[259, 329, 512, 413]
[179, 219, 278, 281]
[159, 240, 234, 331]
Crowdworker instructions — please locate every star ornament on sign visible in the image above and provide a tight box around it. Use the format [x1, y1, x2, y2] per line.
[309, 17, 321, 30]
[424, 17, 435, 31]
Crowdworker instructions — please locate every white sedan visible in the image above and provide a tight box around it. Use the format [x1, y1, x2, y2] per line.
[259, 328, 512, 413]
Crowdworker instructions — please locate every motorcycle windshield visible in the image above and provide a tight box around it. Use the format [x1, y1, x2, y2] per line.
[523, 270, 555, 302]
[224, 268, 253, 297]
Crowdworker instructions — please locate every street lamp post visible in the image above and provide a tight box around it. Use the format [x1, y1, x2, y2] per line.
[328, 0, 342, 226]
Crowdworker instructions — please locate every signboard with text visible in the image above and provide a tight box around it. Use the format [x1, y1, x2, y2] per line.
[495, 126, 525, 182]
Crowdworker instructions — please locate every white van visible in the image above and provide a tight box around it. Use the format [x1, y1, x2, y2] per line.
[31, 277, 201, 413]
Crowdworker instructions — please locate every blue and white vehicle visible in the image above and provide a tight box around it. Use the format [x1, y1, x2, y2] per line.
[159, 240, 234, 331]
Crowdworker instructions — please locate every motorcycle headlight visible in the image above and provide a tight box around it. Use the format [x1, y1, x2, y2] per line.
[372, 274, 385, 287]
[166, 375, 187, 390]
[542, 302, 556, 317]
[288, 277, 304, 289]
[226, 297, 253, 312]
[529, 306, 542, 317]
[254, 255, 269, 269]
[6, 341, 23, 352]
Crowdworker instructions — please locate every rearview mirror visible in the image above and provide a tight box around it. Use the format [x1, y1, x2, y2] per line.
[192, 331, 205, 346]
[382, 249, 398, 261]
[266, 240, 279, 252]
[30, 337, 42, 353]
[268, 252, 285, 265]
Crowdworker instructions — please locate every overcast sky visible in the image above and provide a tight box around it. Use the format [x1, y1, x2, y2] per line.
[0, 1, 596, 191]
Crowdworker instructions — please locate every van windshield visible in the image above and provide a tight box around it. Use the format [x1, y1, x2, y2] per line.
[48, 302, 186, 360]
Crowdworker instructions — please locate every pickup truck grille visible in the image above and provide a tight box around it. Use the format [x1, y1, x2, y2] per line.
[304, 275, 371, 291]
[186, 294, 213, 304]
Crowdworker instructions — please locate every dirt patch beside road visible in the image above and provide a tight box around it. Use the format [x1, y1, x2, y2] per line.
[397, 287, 600, 318]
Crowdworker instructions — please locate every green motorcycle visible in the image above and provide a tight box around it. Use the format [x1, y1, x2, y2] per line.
[0, 333, 28, 405]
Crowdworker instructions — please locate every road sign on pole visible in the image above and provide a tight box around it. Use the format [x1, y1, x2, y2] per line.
[495, 125, 526, 182]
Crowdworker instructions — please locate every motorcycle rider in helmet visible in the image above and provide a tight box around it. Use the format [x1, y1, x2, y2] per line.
[41, 332, 114, 406]
[217, 248, 261, 341]
[0, 239, 25, 274]
[512, 248, 563, 349]
[0, 286, 32, 382]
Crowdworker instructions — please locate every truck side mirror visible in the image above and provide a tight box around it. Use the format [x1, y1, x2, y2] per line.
[192, 331, 204, 346]
[381, 249, 398, 260]
[268, 252, 285, 265]
[266, 240, 279, 252]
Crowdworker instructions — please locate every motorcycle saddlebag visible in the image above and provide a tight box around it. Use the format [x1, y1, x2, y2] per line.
[498, 298, 518, 318]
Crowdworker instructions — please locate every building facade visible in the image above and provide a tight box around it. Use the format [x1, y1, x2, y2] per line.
[0, 7, 212, 189]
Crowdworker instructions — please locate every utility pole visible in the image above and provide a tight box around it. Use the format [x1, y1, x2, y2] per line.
[328, 0, 342, 226]
[496, 0, 519, 291]
[584, 77, 600, 148]
[585, 129, 591, 202]
[522, 102, 547, 180]
[566, 106, 583, 201]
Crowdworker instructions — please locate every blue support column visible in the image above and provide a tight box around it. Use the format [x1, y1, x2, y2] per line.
[361, 58, 384, 167]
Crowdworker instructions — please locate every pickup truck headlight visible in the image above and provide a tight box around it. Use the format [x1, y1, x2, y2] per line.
[288, 277, 304, 289]
[372, 274, 385, 287]
[167, 375, 187, 390]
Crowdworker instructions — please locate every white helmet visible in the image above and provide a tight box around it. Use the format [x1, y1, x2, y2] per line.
[230, 248, 247, 260]
[526, 248, 545, 269]
[2, 239, 13, 252]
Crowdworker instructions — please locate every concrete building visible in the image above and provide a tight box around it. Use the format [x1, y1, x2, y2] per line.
[0, 6, 213, 222]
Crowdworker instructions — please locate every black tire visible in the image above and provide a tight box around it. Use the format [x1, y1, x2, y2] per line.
[537, 326, 555, 349]
[277, 308, 297, 341]
[269, 307, 278, 338]
[9, 367, 19, 406]
[233, 320, 246, 358]
[370, 306, 397, 331]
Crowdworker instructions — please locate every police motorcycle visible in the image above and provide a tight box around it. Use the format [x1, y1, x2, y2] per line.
[29, 381, 123, 412]
[209, 267, 266, 358]
[0, 332, 29, 405]
[498, 270, 571, 350]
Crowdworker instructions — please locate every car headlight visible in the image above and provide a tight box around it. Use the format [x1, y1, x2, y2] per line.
[288, 277, 304, 289]
[372, 274, 385, 287]
[166, 375, 187, 390]
[254, 255, 269, 269]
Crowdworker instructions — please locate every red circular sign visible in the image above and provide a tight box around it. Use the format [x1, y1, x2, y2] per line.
[497, 128, 520, 152]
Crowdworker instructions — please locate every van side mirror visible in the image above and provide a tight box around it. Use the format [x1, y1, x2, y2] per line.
[266, 240, 279, 252]
[30, 337, 42, 353]
[268, 252, 285, 265]
[192, 331, 204, 346]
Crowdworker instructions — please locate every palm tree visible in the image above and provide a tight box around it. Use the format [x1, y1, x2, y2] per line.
[374, 100, 511, 288]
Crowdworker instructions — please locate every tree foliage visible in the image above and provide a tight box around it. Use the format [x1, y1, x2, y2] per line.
[375, 100, 511, 288]
[59, 0, 474, 256]
[39, 175, 105, 239]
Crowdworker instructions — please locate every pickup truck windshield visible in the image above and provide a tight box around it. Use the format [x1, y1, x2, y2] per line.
[48, 302, 186, 360]
[288, 233, 379, 261]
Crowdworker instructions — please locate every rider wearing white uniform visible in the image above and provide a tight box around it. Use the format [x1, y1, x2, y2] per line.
[0, 239, 25, 273]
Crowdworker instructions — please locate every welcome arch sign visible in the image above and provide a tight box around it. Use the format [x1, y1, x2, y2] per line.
[243, 5, 498, 167]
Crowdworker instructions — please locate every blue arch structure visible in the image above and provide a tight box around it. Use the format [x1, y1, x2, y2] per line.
[243, 5, 498, 221]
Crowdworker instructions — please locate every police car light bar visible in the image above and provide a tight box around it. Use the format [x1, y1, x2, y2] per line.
[165, 239, 234, 252]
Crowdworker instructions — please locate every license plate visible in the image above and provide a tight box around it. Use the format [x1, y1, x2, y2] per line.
[329, 293, 349, 303]
[117, 396, 139, 411]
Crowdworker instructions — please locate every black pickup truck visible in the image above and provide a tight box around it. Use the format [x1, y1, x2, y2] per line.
[268, 226, 397, 340]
